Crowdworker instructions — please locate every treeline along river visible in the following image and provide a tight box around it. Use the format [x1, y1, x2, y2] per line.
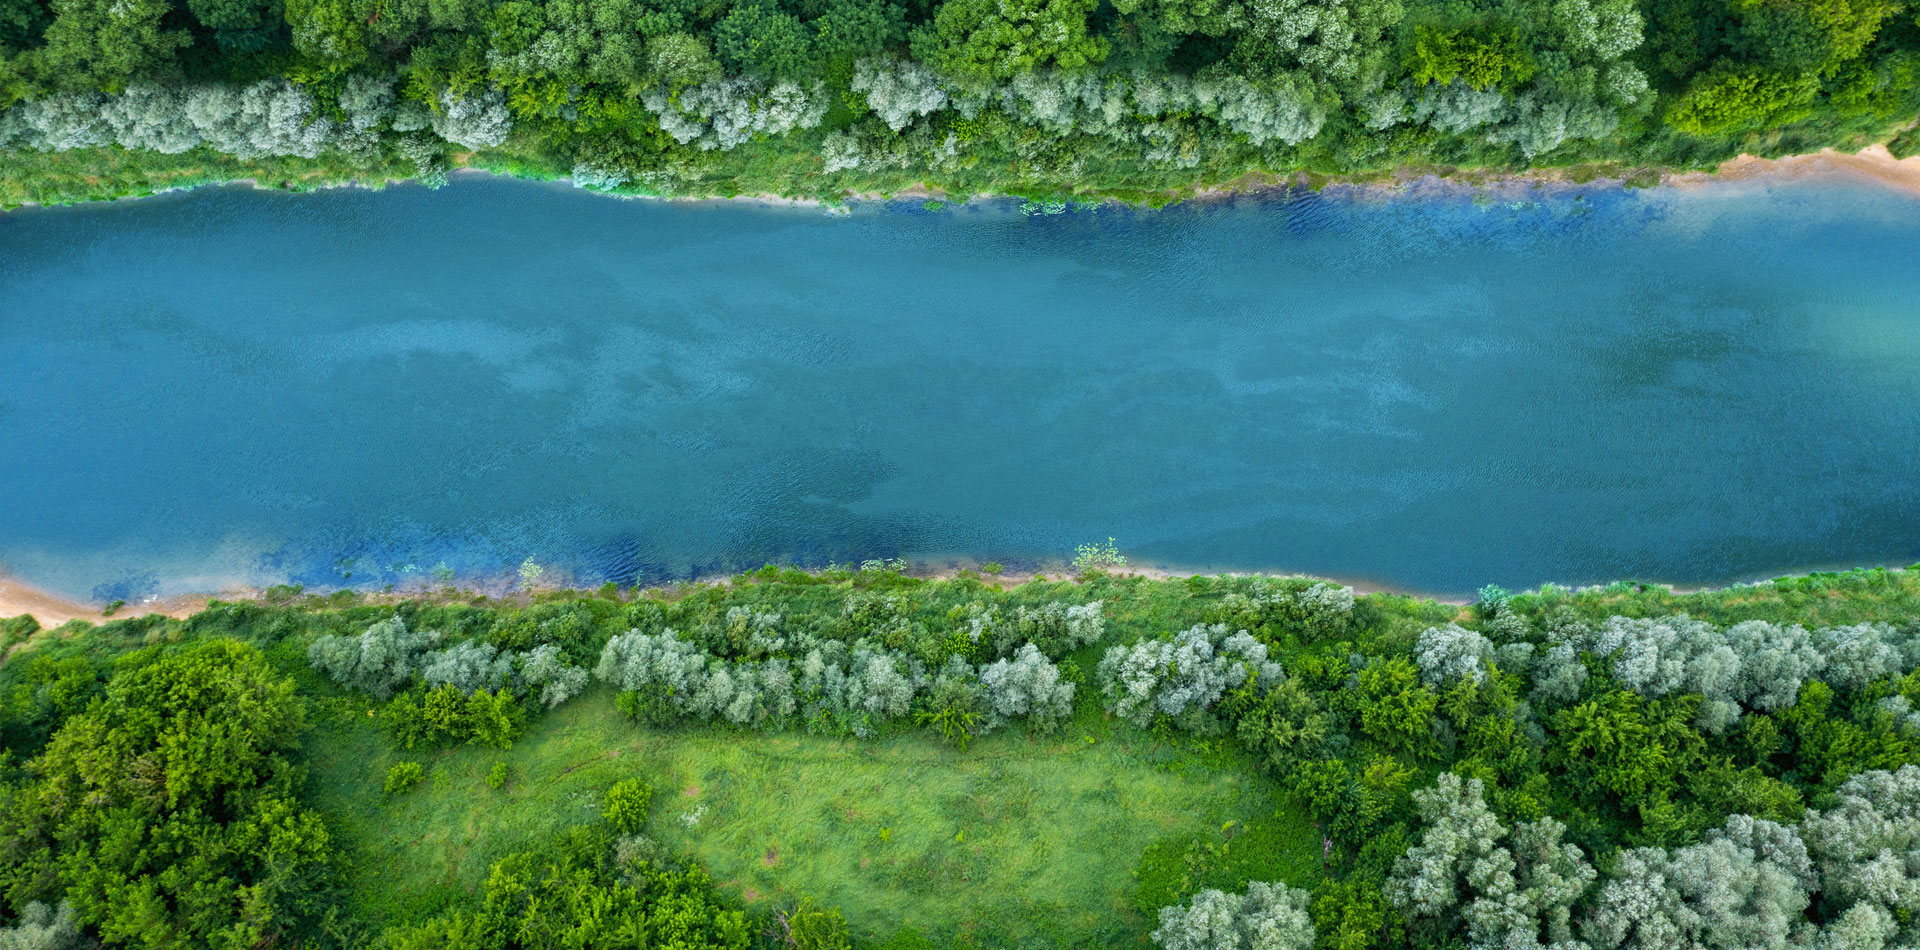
[2, 176, 1918, 601]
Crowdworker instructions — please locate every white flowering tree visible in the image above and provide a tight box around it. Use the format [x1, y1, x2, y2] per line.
[1152, 882, 1315, 950]
[1098, 624, 1283, 727]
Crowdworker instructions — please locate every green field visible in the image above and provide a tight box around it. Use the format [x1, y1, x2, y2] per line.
[305, 683, 1318, 945]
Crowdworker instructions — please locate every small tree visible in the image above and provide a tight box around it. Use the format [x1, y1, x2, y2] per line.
[603, 778, 655, 833]
[519, 557, 545, 592]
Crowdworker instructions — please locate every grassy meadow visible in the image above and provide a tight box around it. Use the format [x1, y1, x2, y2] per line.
[303, 678, 1315, 946]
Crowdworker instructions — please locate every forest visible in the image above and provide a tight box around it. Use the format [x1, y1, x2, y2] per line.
[0, 0, 1916, 202]
[3, 564, 1920, 948]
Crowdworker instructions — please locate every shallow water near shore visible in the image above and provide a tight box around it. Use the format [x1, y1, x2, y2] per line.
[3, 176, 1919, 602]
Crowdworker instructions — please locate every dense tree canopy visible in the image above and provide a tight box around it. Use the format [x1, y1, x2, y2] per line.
[0, 640, 333, 947]
[0, 0, 1913, 199]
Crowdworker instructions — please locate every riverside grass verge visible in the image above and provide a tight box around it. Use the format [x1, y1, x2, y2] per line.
[9, 126, 1914, 215]
[0, 134, 1742, 211]
[6, 562, 1920, 946]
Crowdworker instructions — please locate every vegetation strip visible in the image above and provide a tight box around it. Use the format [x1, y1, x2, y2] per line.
[1, 0, 1918, 206]
[4, 564, 1920, 947]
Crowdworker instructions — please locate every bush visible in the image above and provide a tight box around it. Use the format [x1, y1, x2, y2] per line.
[382, 825, 752, 948]
[385, 760, 424, 794]
[1072, 538, 1127, 574]
[604, 778, 655, 833]
[384, 684, 528, 750]
[778, 900, 852, 950]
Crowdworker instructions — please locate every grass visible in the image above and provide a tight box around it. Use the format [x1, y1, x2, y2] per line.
[303, 684, 1317, 946]
[1519, 565, 1920, 628]
[0, 147, 411, 209]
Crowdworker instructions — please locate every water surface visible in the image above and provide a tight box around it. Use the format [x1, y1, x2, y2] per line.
[3, 177, 1918, 600]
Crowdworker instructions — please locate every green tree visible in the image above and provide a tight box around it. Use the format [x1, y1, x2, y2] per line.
[1233, 677, 1335, 770]
[1732, 0, 1903, 75]
[714, 0, 815, 79]
[0, 0, 51, 53]
[1665, 66, 1817, 135]
[647, 31, 724, 89]
[910, 0, 1107, 81]
[813, 0, 905, 62]
[1407, 25, 1535, 90]
[32, 0, 188, 90]
[1548, 690, 1704, 825]
[285, 0, 370, 67]
[184, 0, 279, 35]
[0, 640, 334, 947]
[1348, 656, 1439, 757]
[1311, 878, 1395, 950]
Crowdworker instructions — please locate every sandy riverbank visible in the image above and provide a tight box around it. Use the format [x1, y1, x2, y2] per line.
[0, 574, 214, 626]
[1671, 144, 1920, 199]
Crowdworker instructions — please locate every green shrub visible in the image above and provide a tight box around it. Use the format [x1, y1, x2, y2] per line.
[488, 762, 508, 789]
[386, 761, 425, 795]
[1071, 538, 1126, 574]
[778, 900, 852, 950]
[384, 684, 528, 750]
[615, 684, 686, 727]
[381, 825, 751, 948]
[603, 777, 655, 833]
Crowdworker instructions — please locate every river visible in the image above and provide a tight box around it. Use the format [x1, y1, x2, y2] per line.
[3, 175, 1917, 600]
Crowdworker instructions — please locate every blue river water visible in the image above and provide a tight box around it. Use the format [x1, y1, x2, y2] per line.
[2, 176, 1918, 601]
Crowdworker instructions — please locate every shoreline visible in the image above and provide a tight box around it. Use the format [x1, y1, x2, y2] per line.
[0, 574, 227, 627]
[5, 144, 1919, 216]
[1666, 144, 1920, 201]
[8, 559, 1918, 627]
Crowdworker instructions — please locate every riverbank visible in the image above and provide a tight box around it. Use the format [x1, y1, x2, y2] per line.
[10, 559, 1920, 628]
[0, 574, 218, 626]
[1670, 144, 1920, 200]
[5, 139, 1920, 214]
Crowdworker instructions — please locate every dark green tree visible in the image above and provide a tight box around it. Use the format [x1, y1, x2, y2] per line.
[910, 0, 1107, 81]
[715, 0, 816, 79]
